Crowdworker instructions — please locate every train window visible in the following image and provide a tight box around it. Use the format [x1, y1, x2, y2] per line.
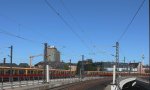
[28, 70, 31, 74]
[19, 70, 25, 74]
[0, 69, 3, 74]
[14, 70, 18, 74]
[31, 70, 33, 74]
[6, 70, 10, 74]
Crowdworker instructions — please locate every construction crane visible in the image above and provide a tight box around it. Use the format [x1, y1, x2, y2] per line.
[29, 54, 43, 68]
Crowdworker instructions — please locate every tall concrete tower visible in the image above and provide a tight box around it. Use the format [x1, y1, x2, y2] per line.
[47, 46, 60, 63]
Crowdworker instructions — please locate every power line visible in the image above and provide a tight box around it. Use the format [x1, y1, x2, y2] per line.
[118, 0, 146, 42]
[44, 0, 91, 50]
[60, 0, 84, 33]
[45, 0, 111, 57]
[0, 28, 42, 44]
[0, 13, 22, 36]
[0, 13, 54, 45]
[60, 0, 111, 56]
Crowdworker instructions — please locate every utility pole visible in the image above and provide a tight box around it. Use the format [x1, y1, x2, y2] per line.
[69, 59, 71, 78]
[113, 42, 119, 83]
[43, 43, 48, 83]
[3, 58, 6, 65]
[141, 55, 145, 76]
[2, 58, 6, 75]
[81, 55, 84, 79]
[113, 42, 119, 72]
[148, 1, 150, 86]
[124, 57, 125, 73]
[129, 61, 131, 75]
[9, 45, 13, 88]
[116, 42, 119, 72]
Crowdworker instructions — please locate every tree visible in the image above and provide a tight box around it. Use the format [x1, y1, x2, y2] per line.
[76, 61, 82, 75]
[145, 69, 150, 73]
[63, 64, 69, 70]
[76, 60, 97, 75]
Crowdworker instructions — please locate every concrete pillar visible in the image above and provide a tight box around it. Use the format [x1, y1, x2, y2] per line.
[113, 65, 116, 84]
[46, 65, 49, 83]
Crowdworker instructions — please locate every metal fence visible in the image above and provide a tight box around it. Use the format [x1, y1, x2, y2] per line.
[0, 76, 101, 90]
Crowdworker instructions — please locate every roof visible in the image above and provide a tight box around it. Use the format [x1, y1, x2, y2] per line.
[129, 63, 139, 68]
[34, 61, 45, 66]
[19, 63, 29, 67]
[35, 61, 63, 69]
[95, 62, 129, 68]
[143, 65, 150, 68]
[0, 63, 18, 67]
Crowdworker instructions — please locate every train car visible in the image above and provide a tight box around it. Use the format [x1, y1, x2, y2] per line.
[0, 66, 76, 82]
[84, 71, 149, 77]
[84, 71, 113, 77]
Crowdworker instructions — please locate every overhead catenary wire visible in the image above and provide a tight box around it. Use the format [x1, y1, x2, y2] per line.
[44, 0, 91, 50]
[115, 0, 146, 67]
[0, 13, 55, 45]
[60, 0, 112, 56]
[60, 0, 84, 33]
[118, 0, 146, 42]
[0, 13, 22, 36]
[0, 28, 43, 44]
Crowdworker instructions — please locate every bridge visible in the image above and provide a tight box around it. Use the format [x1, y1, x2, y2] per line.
[0, 76, 149, 90]
[0, 77, 112, 90]
[105, 76, 150, 90]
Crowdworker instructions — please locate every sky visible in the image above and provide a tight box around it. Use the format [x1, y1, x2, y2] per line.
[0, 0, 149, 65]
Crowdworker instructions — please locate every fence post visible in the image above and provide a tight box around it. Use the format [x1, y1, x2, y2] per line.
[1, 77, 3, 90]
[32, 76, 34, 85]
[26, 76, 28, 86]
[38, 76, 39, 85]
[19, 77, 21, 87]
[11, 77, 13, 89]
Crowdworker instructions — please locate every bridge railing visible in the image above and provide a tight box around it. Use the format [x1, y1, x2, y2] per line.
[0, 75, 102, 90]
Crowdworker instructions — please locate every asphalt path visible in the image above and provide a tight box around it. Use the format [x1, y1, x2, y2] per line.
[86, 79, 112, 90]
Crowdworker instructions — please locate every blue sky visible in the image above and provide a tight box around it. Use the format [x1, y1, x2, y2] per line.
[0, 0, 149, 65]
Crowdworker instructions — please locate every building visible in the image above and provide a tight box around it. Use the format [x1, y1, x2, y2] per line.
[19, 63, 29, 68]
[0, 63, 18, 67]
[94, 61, 142, 73]
[0, 62, 29, 68]
[47, 46, 60, 63]
[129, 63, 140, 72]
[142, 65, 150, 73]
[34, 46, 61, 69]
[98, 62, 126, 72]
[69, 63, 77, 71]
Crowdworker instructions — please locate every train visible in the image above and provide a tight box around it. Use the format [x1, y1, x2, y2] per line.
[84, 71, 150, 77]
[0, 66, 149, 82]
[0, 66, 76, 82]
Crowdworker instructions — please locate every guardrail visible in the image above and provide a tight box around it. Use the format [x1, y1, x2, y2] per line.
[0, 76, 102, 90]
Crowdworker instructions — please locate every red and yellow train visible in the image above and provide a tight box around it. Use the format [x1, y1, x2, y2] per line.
[84, 71, 150, 77]
[0, 66, 149, 81]
[0, 66, 76, 80]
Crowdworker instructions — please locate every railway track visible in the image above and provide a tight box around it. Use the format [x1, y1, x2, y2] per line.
[49, 77, 112, 90]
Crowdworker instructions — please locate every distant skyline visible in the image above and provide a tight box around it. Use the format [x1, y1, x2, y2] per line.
[0, 0, 149, 65]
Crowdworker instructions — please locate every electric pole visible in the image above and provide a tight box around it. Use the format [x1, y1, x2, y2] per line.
[148, 1, 150, 86]
[141, 55, 145, 76]
[113, 42, 119, 84]
[3, 58, 6, 65]
[9, 45, 13, 88]
[69, 59, 71, 78]
[81, 55, 84, 79]
[43, 43, 48, 83]
[113, 42, 119, 72]
[116, 42, 119, 72]
[3, 58, 6, 75]
[124, 57, 125, 72]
